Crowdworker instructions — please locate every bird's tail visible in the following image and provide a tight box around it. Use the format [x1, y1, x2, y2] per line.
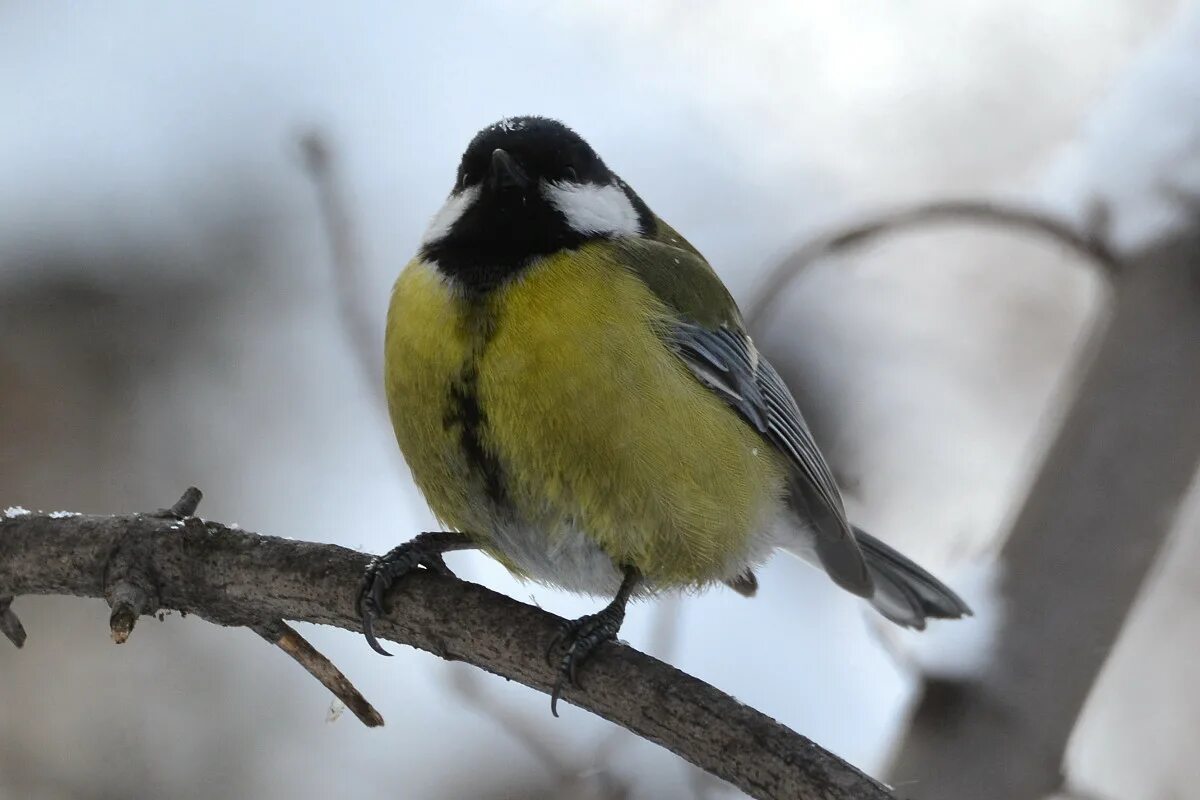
[853, 527, 973, 629]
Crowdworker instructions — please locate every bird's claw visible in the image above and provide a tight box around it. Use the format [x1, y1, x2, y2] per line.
[357, 545, 454, 656]
[546, 608, 623, 717]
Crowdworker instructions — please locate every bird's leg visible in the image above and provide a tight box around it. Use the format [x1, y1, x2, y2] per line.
[357, 530, 476, 656]
[548, 565, 641, 717]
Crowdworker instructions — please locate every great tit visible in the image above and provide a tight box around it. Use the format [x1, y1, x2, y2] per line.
[359, 116, 970, 713]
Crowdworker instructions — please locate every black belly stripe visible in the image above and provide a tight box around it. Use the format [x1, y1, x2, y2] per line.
[446, 365, 507, 506]
[442, 298, 508, 508]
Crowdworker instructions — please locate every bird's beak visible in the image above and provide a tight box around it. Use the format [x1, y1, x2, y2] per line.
[489, 148, 531, 192]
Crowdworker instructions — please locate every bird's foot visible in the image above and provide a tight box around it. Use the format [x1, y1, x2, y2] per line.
[357, 533, 461, 656]
[546, 604, 626, 717]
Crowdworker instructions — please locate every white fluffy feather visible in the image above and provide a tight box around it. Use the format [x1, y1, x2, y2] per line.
[543, 180, 641, 237]
[488, 504, 791, 597]
[420, 185, 480, 246]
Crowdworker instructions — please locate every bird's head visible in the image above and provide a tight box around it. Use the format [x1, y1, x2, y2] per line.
[420, 116, 652, 292]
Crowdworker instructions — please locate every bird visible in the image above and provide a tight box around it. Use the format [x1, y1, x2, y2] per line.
[358, 116, 970, 714]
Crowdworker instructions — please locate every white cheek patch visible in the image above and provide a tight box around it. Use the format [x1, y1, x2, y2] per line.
[543, 181, 641, 237]
[420, 185, 480, 246]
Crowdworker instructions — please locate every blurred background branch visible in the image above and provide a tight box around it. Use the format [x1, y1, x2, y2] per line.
[299, 131, 382, 394]
[747, 199, 1120, 331]
[745, 175, 1200, 800]
[885, 220, 1200, 799]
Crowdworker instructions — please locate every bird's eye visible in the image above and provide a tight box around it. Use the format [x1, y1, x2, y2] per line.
[564, 165, 579, 181]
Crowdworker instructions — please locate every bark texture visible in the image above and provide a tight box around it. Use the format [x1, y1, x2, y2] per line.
[0, 504, 894, 800]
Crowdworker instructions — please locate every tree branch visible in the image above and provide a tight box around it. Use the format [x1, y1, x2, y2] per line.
[886, 227, 1200, 798]
[0, 594, 25, 648]
[746, 199, 1120, 330]
[252, 619, 385, 728]
[0, 496, 893, 800]
[298, 130, 380, 393]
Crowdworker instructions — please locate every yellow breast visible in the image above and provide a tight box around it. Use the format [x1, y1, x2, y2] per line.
[384, 246, 788, 586]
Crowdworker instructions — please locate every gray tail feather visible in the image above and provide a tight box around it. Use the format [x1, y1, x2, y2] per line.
[853, 527, 973, 630]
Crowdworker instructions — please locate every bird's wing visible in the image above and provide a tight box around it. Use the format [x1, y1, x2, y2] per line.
[616, 235, 872, 596]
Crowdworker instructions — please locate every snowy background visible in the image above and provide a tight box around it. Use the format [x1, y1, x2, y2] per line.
[1, 2, 1198, 798]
